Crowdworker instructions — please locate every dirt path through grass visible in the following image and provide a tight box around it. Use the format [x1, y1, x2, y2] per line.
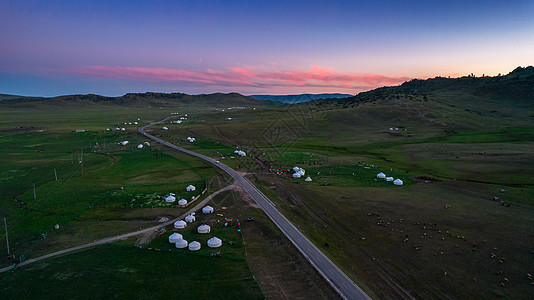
[0, 184, 236, 273]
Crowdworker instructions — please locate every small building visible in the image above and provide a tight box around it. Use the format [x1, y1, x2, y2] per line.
[197, 224, 211, 234]
[377, 172, 386, 179]
[189, 241, 201, 251]
[165, 195, 176, 203]
[207, 237, 222, 248]
[185, 214, 196, 223]
[175, 239, 188, 249]
[169, 233, 183, 243]
[393, 179, 404, 186]
[178, 199, 188, 206]
[174, 220, 187, 229]
[202, 206, 214, 214]
[186, 185, 196, 192]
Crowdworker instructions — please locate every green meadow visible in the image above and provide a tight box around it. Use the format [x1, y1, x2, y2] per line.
[1, 72, 534, 299]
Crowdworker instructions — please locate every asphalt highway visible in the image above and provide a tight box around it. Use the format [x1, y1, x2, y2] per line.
[139, 117, 371, 300]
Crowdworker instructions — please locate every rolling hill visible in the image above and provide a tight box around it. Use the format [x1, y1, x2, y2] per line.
[0, 92, 280, 108]
[250, 93, 353, 103]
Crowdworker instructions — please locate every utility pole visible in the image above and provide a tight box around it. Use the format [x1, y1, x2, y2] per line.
[54, 168, 57, 181]
[81, 147, 84, 175]
[4, 217, 9, 255]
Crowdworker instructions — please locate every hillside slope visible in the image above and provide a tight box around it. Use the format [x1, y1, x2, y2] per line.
[0, 92, 279, 108]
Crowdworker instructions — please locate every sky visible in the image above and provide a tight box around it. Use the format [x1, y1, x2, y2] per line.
[1, 0, 533, 97]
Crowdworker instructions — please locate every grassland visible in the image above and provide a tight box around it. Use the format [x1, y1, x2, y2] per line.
[137, 86, 534, 298]
[0, 100, 342, 299]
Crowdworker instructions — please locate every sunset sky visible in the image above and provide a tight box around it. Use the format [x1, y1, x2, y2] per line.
[1, 0, 533, 97]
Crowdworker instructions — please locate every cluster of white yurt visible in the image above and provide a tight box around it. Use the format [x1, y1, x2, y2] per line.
[169, 233, 183, 243]
[202, 206, 214, 214]
[377, 172, 404, 186]
[207, 237, 222, 248]
[198, 224, 211, 234]
[186, 137, 196, 142]
[189, 241, 201, 251]
[178, 199, 188, 206]
[233, 150, 246, 157]
[292, 166, 306, 178]
[174, 220, 187, 229]
[175, 239, 188, 248]
[186, 185, 196, 192]
[185, 214, 196, 223]
[165, 195, 176, 203]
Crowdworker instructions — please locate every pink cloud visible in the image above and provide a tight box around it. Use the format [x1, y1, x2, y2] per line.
[75, 65, 411, 90]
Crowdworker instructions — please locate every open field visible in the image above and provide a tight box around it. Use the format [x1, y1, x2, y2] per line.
[0, 100, 343, 299]
[140, 86, 534, 298]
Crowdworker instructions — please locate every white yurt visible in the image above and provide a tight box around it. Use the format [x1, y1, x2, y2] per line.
[305, 176, 312, 182]
[174, 220, 187, 229]
[137, 144, 143, 149]
[189, 241, 201, 251]
[120, 141, 129, 146]
[207, 237, 222, 248]
[293, 166, 300, 172]
[121, 128, 125, 131]
[385, 177, 394, 182]
[197, 224, 211, 234]
[178, 199, 187, 206]
[377, 172, 386, 179]
[393, 179, 404, 186]
[144, 141, 150, 146]
[202, 206, 214, 214]
[175, 239, 188, 249]
[292, 173, 301, 178]
[186, 185, 196, 192]
[165, 195, 176, 203]
[169, 233, 183, 243]
[134, 121, 138, 125]
[162, 126, 168, 130]
[185, 214, 196, 223]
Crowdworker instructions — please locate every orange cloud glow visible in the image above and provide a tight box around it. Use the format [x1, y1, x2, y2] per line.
[76, 65, 411, 91]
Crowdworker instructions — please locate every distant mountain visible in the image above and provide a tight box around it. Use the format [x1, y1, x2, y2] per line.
[0, 92, 280, 108]
[0, 94, 27, 100]
[250, 93, 353, 103]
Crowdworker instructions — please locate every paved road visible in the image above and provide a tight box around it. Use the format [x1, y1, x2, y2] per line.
[0, 184, 235, 274]
[140, 117, 371, 300]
